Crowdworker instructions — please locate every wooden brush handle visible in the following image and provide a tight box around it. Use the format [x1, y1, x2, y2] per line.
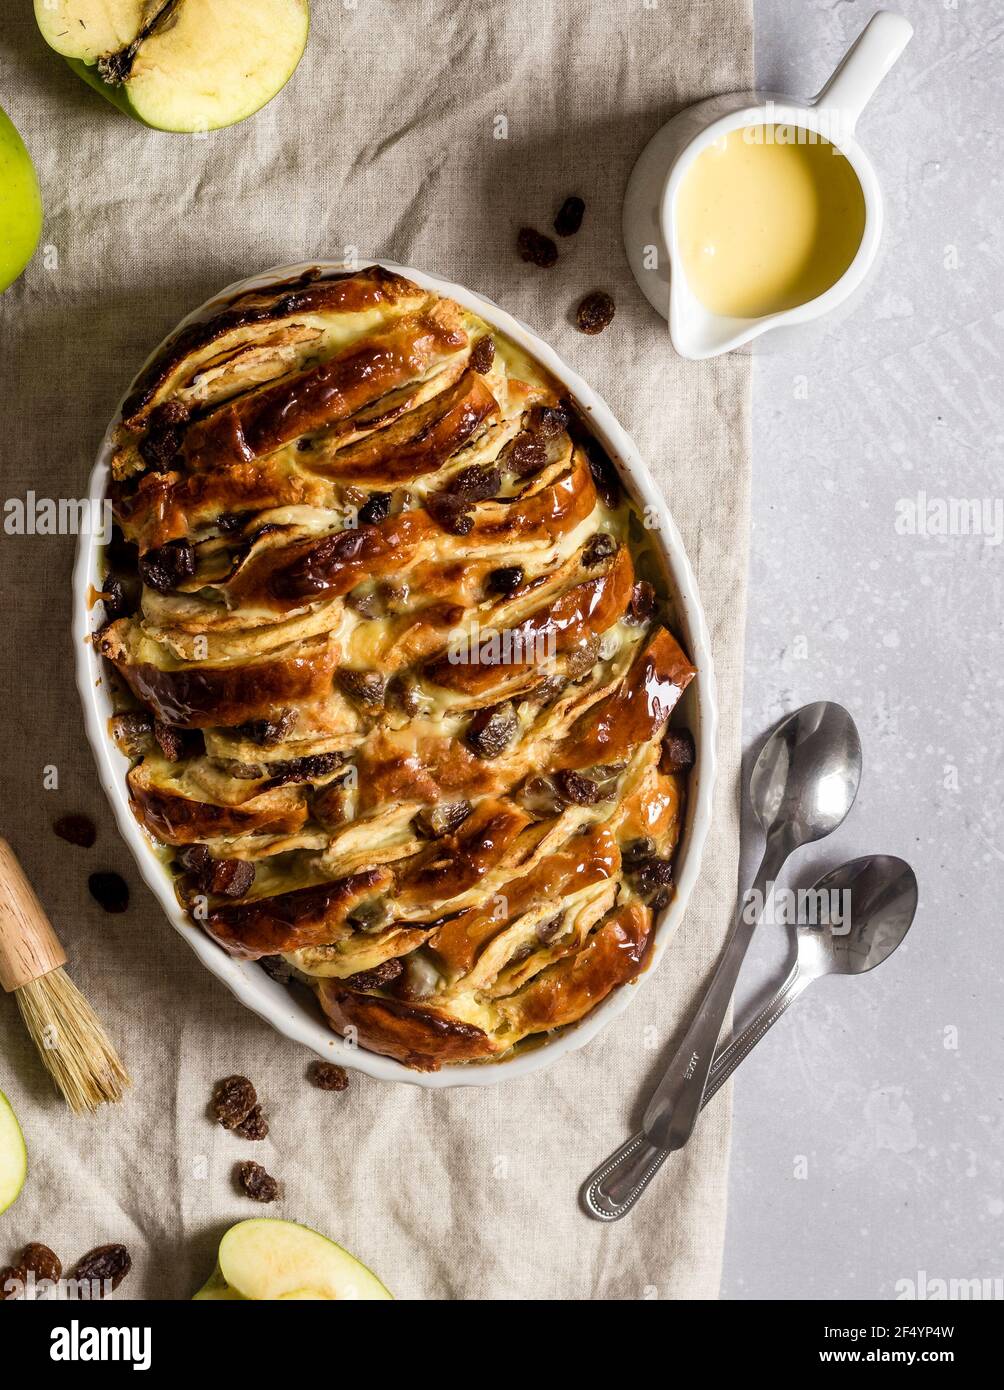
[0, 837, 67, 993]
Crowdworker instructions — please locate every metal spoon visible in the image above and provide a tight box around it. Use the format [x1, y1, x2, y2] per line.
[582, 701, 863, 1219]
[581, 853, 918, 1219]
[703, 854, 918, 1098]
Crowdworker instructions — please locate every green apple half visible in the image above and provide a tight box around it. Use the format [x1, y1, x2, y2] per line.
[0, 1090, 27, 1215]
[193, 1220, 393, 1301]
[0, 106, 43, 292]
[34, 0, 310, 133]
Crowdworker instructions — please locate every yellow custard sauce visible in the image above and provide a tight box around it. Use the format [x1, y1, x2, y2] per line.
[675, 124, 866, 319]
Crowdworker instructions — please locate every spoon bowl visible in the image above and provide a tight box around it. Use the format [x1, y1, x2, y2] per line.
[750, 700, 863, 849]
[794, 853, 918, 980]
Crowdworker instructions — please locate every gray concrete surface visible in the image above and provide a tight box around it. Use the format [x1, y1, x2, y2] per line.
[721, 0, 1004, 1299]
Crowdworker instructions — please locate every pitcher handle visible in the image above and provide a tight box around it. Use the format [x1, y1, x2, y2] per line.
[813, 10, 913, 135]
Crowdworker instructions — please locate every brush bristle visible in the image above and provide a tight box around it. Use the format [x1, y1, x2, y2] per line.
[15, 968, 130, 1113]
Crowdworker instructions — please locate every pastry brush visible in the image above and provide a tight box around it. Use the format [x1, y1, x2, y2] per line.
[0, 836, 129, 1112]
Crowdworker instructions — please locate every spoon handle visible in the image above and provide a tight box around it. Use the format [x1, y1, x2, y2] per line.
[640, 833, 791, 1151]
[703, 962, 811, 1104]
[582, 963, 812, 1220]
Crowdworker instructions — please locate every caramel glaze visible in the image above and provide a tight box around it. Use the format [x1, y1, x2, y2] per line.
[497, 900, 652, 1036]
[396, 800, 532, 909]
[99, 265, 698, 1070]
[356, 730, 506, 810]
[100, 630, 339, 729]
[424, 546, 634, 694]
[127, 765, 308, 844]
[308, 370, 498, 484]
[182, 310, 466, 473]
[554, 628, 697, 771]
[120, 265, 426, 428]
[317, 986, 497, 1071]
[203, 867, 392, 960]
[429, 824, 620, 977]
[222, 454, 597, 614]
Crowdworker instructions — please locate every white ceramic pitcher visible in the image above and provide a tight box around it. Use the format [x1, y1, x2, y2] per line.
[622, 10, 914, 358]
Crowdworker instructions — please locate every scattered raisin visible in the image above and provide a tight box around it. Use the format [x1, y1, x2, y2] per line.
[503, 430, 547, 477]
[138, 539, 195, 594]
[564, 634, 601, 678]
[177, 845, 254, 900]
[380, 580, 409, 610]
[139, 400, 189, 472]
[358, 491, 391, 526]
[517, 226, 558, 268]
[585, 443, 622, 507]
[576, 290, 616, 335]
[448, 463, 500, 501]
[485, 565, 524, 599]
[554, 769, 601, 806]
[237, 1161, 280, 1203]
[178, 843, 211, 875]
[661, 729, 696, 774]
[52, 814, 96, 849]
[109, 711, 154, 758]
[519, 774, 563, 817]
[0, 1265, 25, 1300]
[312, 780, 352, 831]
[386, 674, 423, 717]
[553, 195, 585, 237]
[215, 512, 247, 534]
[344, 958, 405, 991]
[234, 1104, 269, 1142]
[70, 1244, 132, 1296]
[21, 1243, 61, 1284]
[412, 800, 472, 839]
[229, 761, 265, 780]
[234, 709, 296, 747]
[626, 580, 656, 625]
[470, 335, 495, 374]
[337, 669, 387, 708]
[261, 752, 342, 790]
[527, 403, 570, 439]
[209, 858, 255, 899]
[101, 574, 137, 622]
[259, 954, 293, 984]
[88, 872, 129, 914]
[153, 721, 201, 762]
[346, 587, 383, 618]
[631, 856, 675, 900]
[581, 532, 616, 567]
[622, 837, 656, 869]
[536, 912, 565, 943]
[464, 701, 518, 759]
[212, 1075, 257, 1131]
[309, 1060, 349, 1092]
[347, 898, 391, 933]
[533, 675, 566, 704]
[427, 491, 474, 535]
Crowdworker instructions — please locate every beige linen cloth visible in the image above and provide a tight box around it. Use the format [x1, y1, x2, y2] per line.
[0, 2, 750, 1299]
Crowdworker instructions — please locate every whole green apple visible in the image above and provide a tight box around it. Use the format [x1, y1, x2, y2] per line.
[0, 106, 43, 292]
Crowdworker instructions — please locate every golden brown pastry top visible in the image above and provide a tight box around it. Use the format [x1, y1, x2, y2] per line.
[99, 265, 696, 1070]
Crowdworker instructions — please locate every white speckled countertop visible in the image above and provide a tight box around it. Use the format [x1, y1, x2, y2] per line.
[722, 0, 1003, 1299]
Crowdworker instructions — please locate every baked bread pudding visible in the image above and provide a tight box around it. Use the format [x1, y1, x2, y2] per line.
[97, 264, 697, 1070]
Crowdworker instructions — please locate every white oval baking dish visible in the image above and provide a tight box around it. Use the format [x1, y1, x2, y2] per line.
[72, 260, 718, 1088]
